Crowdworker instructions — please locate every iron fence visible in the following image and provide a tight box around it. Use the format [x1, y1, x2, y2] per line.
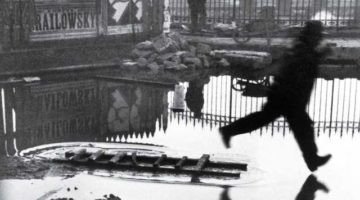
[169, 76, 360, 136]
[170, 0, 360, 29]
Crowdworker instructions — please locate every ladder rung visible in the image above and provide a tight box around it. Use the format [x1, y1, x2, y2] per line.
[175, 156, 188, 169]
[88, 150, 105, 161]
[153, 154, 167, 167]
[110, 152, 126, 164]
[195, 154, 210, 171]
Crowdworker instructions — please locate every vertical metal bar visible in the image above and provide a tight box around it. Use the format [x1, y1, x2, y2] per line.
[180, 0, 184, 24]
[312, 80, 317, 126]
[318, 79, 323, 133]
[352, 79, 358, 132]
[222, 0, 226, 23]
[219, 77, 222, 126]
[232, 0, 236, 21]
[277, 0, 281, 24]
[289, 0, 293, 25]
[355, 0, 359, 26]
[307, 0, 311, 21]
[0, 88, 3, 135]
[329, 80, 335, 134]
[343, 0, 347, 27]
[294, 0, 299, 24]
[349, 0, 353, 27]
[300, 0, 305, 24]
[208, 0, 212, 23]
[253, 0, 257, 22]
[340, 79, 347, 134]
[335, 79, 342, 133]
[242, 0, 246, 23]
[336, 0, 341, 29]
[346, 79, 353, 132]
[323, 79, 329, 132]
[324, 0, 329, 27]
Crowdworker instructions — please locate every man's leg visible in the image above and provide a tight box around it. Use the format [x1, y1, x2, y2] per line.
[219, 102, 281, 147]
[285, 111, 331, 171]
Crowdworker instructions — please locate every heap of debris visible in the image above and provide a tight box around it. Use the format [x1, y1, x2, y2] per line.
[128, 32, 230, 73]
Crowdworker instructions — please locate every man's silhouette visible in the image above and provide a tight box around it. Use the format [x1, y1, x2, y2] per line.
[219, 21, 332, 172]
[296, 175, 329, 200]
[187, 0, 207, 32]
[185, 77, 210, 119]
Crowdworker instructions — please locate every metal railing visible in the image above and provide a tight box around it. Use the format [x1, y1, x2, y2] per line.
[170, 0, 360, 29]
[169, 76, 360, 136]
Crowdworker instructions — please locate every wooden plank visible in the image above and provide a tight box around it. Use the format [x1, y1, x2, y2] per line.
[109, 152, 126, 164]
[153, 154, 167, 168]
[208, 161, 248, 171]
[95, 76, 175, 89]
[195, 154, 210, 171]
[175, 156, 188, 169]
[52, 158, 241, 178]
[89, 150, 105, 161]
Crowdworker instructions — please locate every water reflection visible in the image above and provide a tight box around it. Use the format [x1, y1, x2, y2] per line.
[219, 186, 231, 200]
[0, 75, 360, 155]
[0, 79, 173, 156]
[295, 175, 329, 200]
[170, 76, 360, 136]
[185, 77, 210, 119]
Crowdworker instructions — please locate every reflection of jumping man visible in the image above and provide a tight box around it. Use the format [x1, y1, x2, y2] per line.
[220, 21, 332, 172]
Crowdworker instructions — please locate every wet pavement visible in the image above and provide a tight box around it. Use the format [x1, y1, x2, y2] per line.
[1, 70, 360, 200]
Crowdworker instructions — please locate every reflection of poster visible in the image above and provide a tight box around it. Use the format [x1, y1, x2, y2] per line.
[15, 80, 99, 151]
[100, 82, 169, 140]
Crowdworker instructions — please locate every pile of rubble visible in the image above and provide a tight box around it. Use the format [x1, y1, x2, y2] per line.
[128, 32, 230, 73]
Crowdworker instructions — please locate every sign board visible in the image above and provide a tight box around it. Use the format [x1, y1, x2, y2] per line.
[30, 0, 98, 41]
[107, 0, 144, 35]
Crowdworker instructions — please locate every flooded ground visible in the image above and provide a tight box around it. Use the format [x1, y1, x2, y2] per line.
[0, 70, 360, 200]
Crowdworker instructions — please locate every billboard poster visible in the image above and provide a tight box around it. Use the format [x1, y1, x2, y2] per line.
[107, 0, 144, 35]
[30, 0, 97, 41]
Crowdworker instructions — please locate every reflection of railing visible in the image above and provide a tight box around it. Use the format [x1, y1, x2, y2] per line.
[170, 76, 360, 136]
[0, 80, 23, 156]
[170, 0, 360, 30]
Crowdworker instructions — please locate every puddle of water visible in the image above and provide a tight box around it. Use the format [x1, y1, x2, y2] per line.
[1, 74, 360, 199]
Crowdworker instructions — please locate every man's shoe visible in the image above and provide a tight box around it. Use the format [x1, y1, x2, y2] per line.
[307, 154, 332, 172]
[219, 127, 231, 149]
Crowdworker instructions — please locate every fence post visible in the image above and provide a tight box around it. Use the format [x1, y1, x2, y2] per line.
[232, 0, 236, 22]
[355, 0, 360, 26]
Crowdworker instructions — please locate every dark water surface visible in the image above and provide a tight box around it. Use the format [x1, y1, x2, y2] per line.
[0, 73, 360, 200]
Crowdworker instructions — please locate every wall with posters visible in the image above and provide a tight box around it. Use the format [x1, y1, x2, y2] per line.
[0, 0, 164, 46]
[30, 0, 98, 41]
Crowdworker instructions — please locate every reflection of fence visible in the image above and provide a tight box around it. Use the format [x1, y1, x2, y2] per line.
[170, 76, 360, 136]
[170, 0, 360, 29]
[0, 80, 22, 156]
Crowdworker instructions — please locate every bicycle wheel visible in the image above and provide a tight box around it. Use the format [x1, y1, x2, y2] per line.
[232, 28, 251, 44]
